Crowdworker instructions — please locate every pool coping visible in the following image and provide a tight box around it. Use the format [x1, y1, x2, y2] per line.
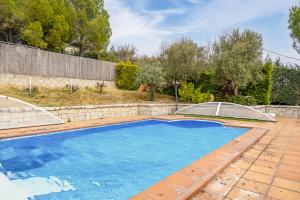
[0, 115, 269, 200]
[0, 116, 151, 140]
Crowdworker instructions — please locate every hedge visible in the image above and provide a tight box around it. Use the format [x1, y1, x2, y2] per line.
[115, 61, 139, 90]
[241, 61, 273, 105]
[271, 64, 300, 105]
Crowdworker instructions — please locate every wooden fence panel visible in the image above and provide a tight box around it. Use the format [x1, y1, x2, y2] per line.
[0, 42, 115, 81]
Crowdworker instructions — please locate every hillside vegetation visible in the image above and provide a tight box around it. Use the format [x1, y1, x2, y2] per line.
[0, 85, 174, 107]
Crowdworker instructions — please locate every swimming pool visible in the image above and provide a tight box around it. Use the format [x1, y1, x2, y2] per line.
[0, 119, 248, 200]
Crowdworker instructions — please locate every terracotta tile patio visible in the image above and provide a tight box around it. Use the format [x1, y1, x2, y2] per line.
[191, 118, 300, 200]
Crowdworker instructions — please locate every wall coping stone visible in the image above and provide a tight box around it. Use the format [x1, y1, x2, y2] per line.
[44, 103, 191, 110]
[2, 104, 298, 112]
[254, 105, 300, 109]
[43, 104, 300, 111]
[0, 107, 35, 112]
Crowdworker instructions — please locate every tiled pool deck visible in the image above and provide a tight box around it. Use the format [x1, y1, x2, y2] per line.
[191, 117, 300, 200]
[0, 116, 299, 200]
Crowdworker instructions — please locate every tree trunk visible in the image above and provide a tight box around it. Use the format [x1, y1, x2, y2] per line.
[79, 45, 84, 56]
[148, 84, 156, 101]
[174, 79, 179, 111]
[234, 86, 239, 96]
[9, 28, 13, 43]
[79, 37, 84, 56]
[230, 80, 238, 96]
[149, 89, 155, 101]
[3, 31, 8, 42]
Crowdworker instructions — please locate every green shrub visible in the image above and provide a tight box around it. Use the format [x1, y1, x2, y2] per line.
[115, 61, 139, 90]
[192, 69, 222, 101]
[241, 61, 273, 105]
[271, 63, 300, 105]
[23, 86, 39, 97]
[197, 70, 216, 93]
[179, 81, 212, 103]
[65, 84, 80, 93]
[225, 95, 257, 106]
[192, 89, 212, 103]
[161, 85, 175, 96]
[179, 82, 194, 102]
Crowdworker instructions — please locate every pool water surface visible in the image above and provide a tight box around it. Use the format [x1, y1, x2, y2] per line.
[0, 120, 249, 200]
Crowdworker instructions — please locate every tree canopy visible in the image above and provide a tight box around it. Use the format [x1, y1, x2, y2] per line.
[0, 0, 24, 43]
[137, 61, 165, 101]
[212, 28, 263, 96]
[288, 4, 300, 53]
[70, 0, 111, 56]
[0, 0, 111, 56]
[272, 61, 300, 105]
[160, 38, 206, 82]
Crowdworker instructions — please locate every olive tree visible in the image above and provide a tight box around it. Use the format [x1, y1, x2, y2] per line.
[212, 28, 263, 96]
[160, 38, 206, 82]
[137, 61, 165, 101]
[160, 38, 206, 107]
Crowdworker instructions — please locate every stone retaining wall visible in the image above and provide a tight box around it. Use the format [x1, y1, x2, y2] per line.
[0, 73, 114, 88]
[45, 104, 190, 122]
[1, 103, 299, 130]
[0, 107, 63, 129]
[253, 105, 300, 118]
[45, 104, 300, 123]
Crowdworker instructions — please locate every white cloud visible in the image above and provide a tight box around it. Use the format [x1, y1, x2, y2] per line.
[105, 0, 300, 61]
[178, 0, 297, 33]
[104, 0, 176, 54]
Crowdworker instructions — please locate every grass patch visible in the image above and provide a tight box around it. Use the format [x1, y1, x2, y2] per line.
[0, 85, 174, 107]
[183, 114, 267, 122]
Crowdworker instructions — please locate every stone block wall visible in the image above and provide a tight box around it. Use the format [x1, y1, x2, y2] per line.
[0, 107, 63, 129]
[253, 105, 300, 118]
[46, 104, 140, 122]
[45, 103, 190, 122]
[44, 104, 300, 123]
[0, 73, 114, 88]
[138, 104, 188, 117]
[2, 103, 299, 130]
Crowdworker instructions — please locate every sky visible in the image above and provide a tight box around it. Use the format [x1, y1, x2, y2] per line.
[104, 0, 300, 65]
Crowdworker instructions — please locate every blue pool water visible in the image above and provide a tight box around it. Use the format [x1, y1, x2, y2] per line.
[0, 120, 248, 200]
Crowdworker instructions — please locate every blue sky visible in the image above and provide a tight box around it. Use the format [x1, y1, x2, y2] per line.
[105, 0, 300, 64]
